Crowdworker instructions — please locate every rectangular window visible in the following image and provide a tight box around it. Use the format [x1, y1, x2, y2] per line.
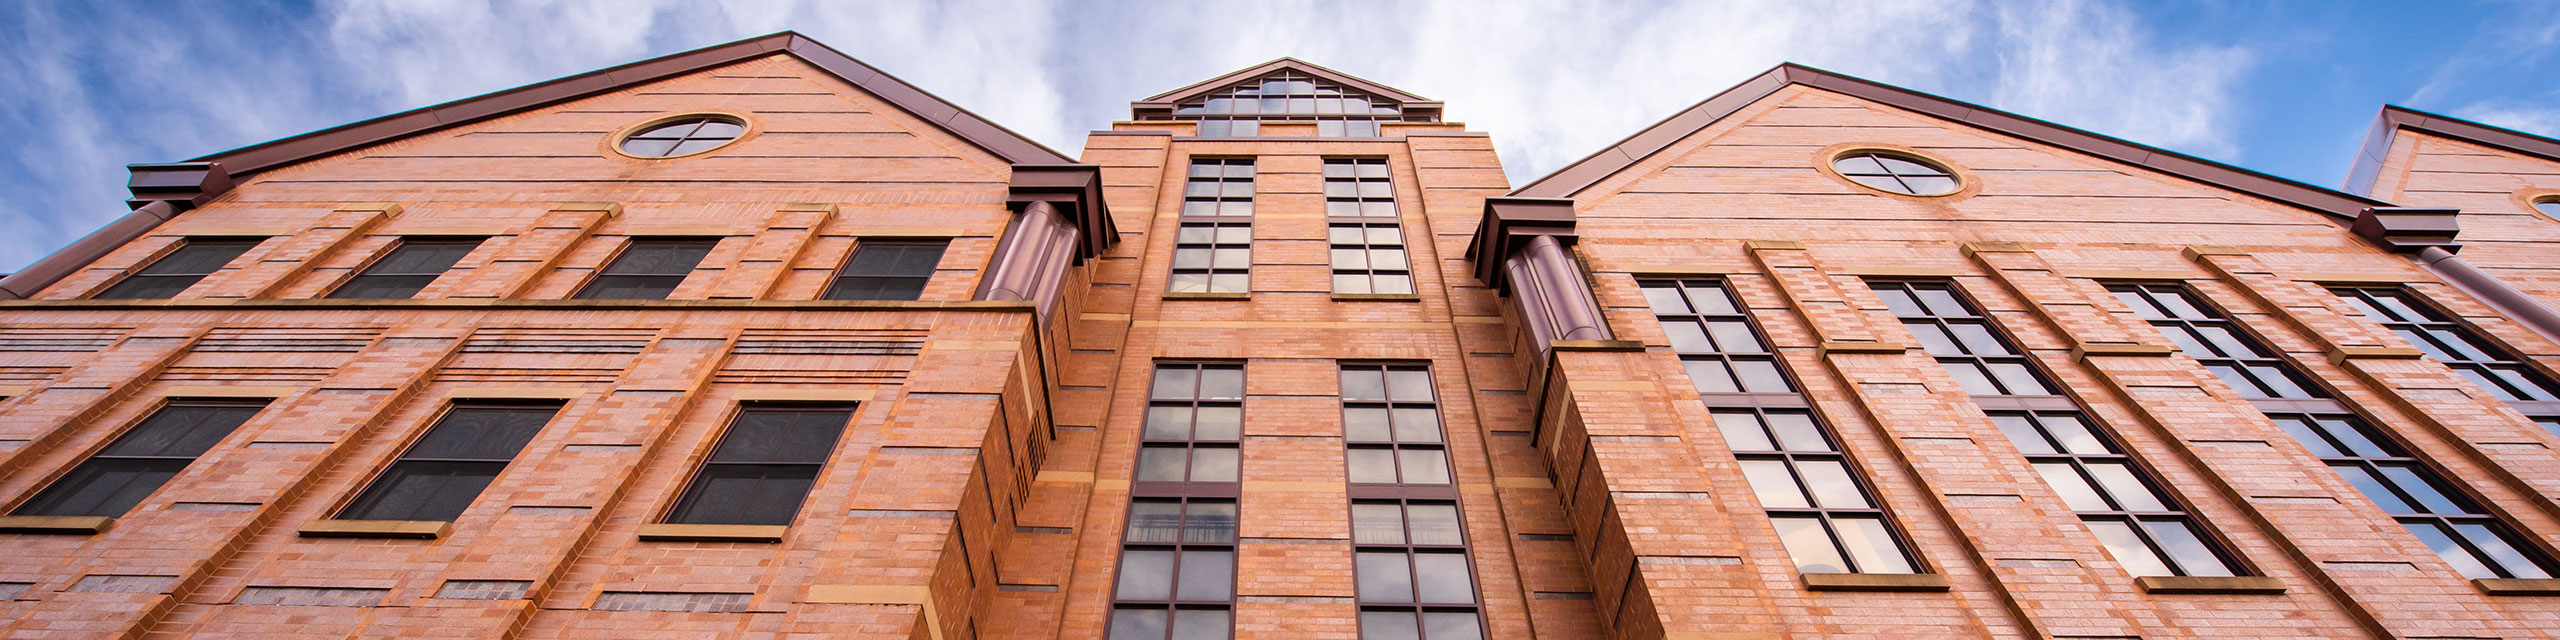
[663, 404, 855, 526]
[2115, 283, 2557, 580]
[1651, 279, 1924, 575]
[1353, 500, 1483, 640]
[12, 399, 267, 517]
[1180, 158, 1256, 218]
[1323, 158, 1397, 218]
[574, 237, 718, 300]
[2111, 284, 2320, 399]
[1136, 364, 1244, 486]
[328, 237, 484, 299]
[1113, 363, 1244, 640]
[1171, 159, 1253, 294]
[823, 239, 946, 301]
[1878, 279, 2239, 578]
[1325, 158, 1410, 296]
[336, 401, 559, 521]
[93, 237, 264, 299]
[2330, 287, 2560, 408]
[1341, 364, 1451, 488]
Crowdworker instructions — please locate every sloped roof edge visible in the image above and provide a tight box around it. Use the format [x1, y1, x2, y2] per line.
[1132, 57, 1438, 112]
[2346, 105, 2560, 198]
[1511, 63, 2389, 222]
[188, 31, 1072, 176]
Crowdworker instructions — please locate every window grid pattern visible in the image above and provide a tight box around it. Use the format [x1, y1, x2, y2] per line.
[1352, 499, 1483, 640]
[2112, 284, 2556, 580]
[823, 239, 947, 301]
[574, 237, 718, 300]
[2275, 414, 2555, 579]
[1643, 279, 1921, 575]
[1325, 158, 1412, 295]
[94, 238, 264, 300]
[663, 404, 855, 526]
[13, 399, 268, 517]
[2110, 284, 2322, 399]
[1341, 364, 1454, 490]
[1173, 159, 1254, 294]
[1877, 280, 2239, 578]
[330, 237, 484, 299]
[337, 402, 558, 522]
[1831, 152, 1958, 195]
[620, 117, 744, 157]
[1171, 71, 1413, 137]
[1113, 364, 1245, 640]
[1324, 158, 1399, 218]
[2329, 287, 2560, 406]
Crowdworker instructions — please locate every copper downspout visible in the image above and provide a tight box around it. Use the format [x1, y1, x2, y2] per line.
[2411, 247, 2560, 345]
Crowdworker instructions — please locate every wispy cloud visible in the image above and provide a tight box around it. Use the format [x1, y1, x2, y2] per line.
[1987, 0, 2254, 159]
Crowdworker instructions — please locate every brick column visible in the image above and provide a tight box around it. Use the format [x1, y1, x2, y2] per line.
[697, 204, 836, 300]
[195, 204, 396, 299]
[440, 202, 619, 299]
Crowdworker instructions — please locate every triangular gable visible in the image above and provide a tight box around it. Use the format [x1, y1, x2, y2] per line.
[189, 31, 1071, 179]
[2347, 105, 2560, 198]
[1130, 58, 1442, 121]
[1512, 63, 2388, 222]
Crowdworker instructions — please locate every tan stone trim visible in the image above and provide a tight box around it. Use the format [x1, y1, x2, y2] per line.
[929, 340, 1021, 351]
[1094, 478, 1131, 491]
[1573, 380, 1660, 392]
[452, 386, 587, 400]
[1332, 293, 1421, 302]
[2290, 273, 2416, 286]
[1550, 340, 1646, 352]
[333, 203, 405, 216]
[734, 388, 873, 403]
[1816, 340, 1907, 356]
[2134, 575, 2286, 595]
[1239, 481, 1346, 493]
[2181, 245, 2249, 260]
[164, 385, 300, 398]
[844, 229, 971, 239]
[1614, 265, 1747, 276]
[1959, 241, 2032, 256]
[805, 584, 930, 605]
[2475, 577, 2560, 596]
[298, 519, 448, 539]
[2071, 269, 2190, 281]
[778, 203, 840, 213]
[1035, 470, 1095, 484]
[1493, 476, 1554, 489]
[1162, 292, 1251, 301]
[2070, 343, 2175, 360]
[550, 202, 624, 215]
[1080, 313, 1132, 322]
[635, 523, 788, 543]
[1800, 572, 1949, 592]
[1742, 240, 1805, 252]
[0, 385, 33, 397]
[2326, 346, 2427, 364]
[0, 515, 113, 535]
[1836, 266, 1964, 278]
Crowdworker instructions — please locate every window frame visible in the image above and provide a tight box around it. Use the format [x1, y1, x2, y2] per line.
[2109, 283, 2324, 400]
[1323, 158, 1413, 296]
[1171, 158, 1256, 295]
[2272, 412, 2558, 579]
[2328, 287, 2560, 411]
[328, 236, 486, 300]
[1169, 70, 1414, 138]
[1133, 363, 1245, 496]
[334, 400, 561, 522]
[572, 236, 721, 300]
[1340, 363, 1457, 498]
[616, 114, 747, 159]
[9, 398, 269, 518]
[1107, 496, 1239, 640]
[1351, 498, 1484, 640]
[659, 402, 857, 527]
[822, 238, 948, 301]
[91, 237, 266, 300]
[1829, 150, 1960, 196]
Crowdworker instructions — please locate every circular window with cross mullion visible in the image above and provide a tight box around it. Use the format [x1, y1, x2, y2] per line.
[2535, 197, 2560, 222]
[1832, 151, 1960, 196]
[618, 115, 747, 158]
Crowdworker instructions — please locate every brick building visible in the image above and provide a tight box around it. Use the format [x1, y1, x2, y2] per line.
[0, 31, 2557, 639]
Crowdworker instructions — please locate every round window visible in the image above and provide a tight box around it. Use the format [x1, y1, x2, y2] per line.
[2536, 197, 2560, 221]
[619, 116, 746, 158]
[1832, 151, 1960, 196]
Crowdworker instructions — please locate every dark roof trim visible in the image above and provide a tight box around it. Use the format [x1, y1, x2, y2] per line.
[190, 31, 1070, 177]
[1129, 58, 1442, 119]
[2346, 105, 2560, 198]
[1511, 63, 2390, 222]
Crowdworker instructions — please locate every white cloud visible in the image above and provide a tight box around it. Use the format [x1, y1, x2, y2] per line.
[1986, 0, 2254, 159]
[2453, 101, 2560, 138]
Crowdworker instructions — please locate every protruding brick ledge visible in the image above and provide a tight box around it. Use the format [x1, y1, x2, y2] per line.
[2475, 577, 2560, 596]
[298, 519, 449, 539]
[2134, 575, 2287, 595]
[2325, 345, 2427, 364]
[1800, 572, 1949, 592]
[0, 515, 113, 535]
[636, 523, 788, 543]
[2070, 342, 2176, 361]
[1815, 340, 1907, 356]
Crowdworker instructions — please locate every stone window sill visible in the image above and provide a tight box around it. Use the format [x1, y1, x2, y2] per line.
[1162, 292, 1250, 301]
[637, 523, 787, 543]
[2475, 577, 2560, 596]
[0, 515, 113, 535]
[2135, 575, 2286, 594]
[1331, 293, 1420, 302]
[299, 519, 449, 539]
[1801, 572, 1948, 592]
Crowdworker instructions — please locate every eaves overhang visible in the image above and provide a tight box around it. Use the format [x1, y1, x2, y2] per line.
[2346, 105, 2560, 198]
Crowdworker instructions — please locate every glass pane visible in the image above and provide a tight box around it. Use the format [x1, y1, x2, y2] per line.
[1643, 286, 1690, 314]
[1684, 286, 1738, 314]
[1900, 175, 1957, 194]
[1126, 500, 1184, 543]
[2151, 291, 2206, 319]
[2453, 523, 2551, 579]
[2377, 465, 2464, 514]
[1176, 550, 1234, 600]
[1340, 369, 1387, 401]
[2404, 521, 2499, 579]
[1942, 363, 2001, 396]
[706, 408, 850, 464]
[1190, 448, 1239, 483]
[339, 460, 502, 521]
[1916, 289, 1971, 318]
[1355, 552, 1414, 602]
[1991, 415, 2054, 454]
[1136, 447, 1188, 482]
[2142, 520, 2234, 577]
[1323, 162, 1355, 178]
[1391, 408, 1441, 443]
[405, 405, 556, 461]
[1168, 273, 1210, 293]
[1907, 323, 1961, 355]
[2159, 326, 2214, 358]
[1764, 413, 1828, 452]
[2087, 520, 2175, 577]
[1375, 275, 1414, 295]
[14, 459, 182, 517]
[1798, 461, 1870, 509]
[1369, 248, 1408, 271]
[2195, 327, 2260, 359]
[1413, 552, 1475, 603]
[1116, 550, 1175, 600]
[1171, 610, 1231, 640]
[1835, 516, 1914, 574]
[1360, 201, 1398, 217]
[1407, 503, 1464, 546]
[1686, 360, 1739, 393]
[2332, 465, 2414, 514]
[1874, 288, 1923, 317]
[2494, 368, 2560, 401]
[1386, 370, 1433, 402]
[369, 239, 482, 274]
[2084, 463, 2166, 511]
[1663, 321, 1715, 353]
[1714, 412, 1774, 452]
[1740, 460, 1809, 508]
[2248, 366, 2312, 398]
[2034, 463, 2110, 511]
[1345, 407, 1392, 441]
[1422, 612, 1485, 640]
[1208, 273, 1250, 293]
[1732, 360, 1791, 393]
[1198, 368, 1244, 400]
[1153, 368, 1198, 400]
[105, 403, 264, 458]
[1331, 248, 1368, 270]
[1707, 321, 1762, 353]
[1187, 501, 1238, 543]
[1987, 363, 2048, 395]
[1348, 449, 1398, 483]
[669, 138, 728, 155]
[2317, 418, 2391, 457]
[1773, 516, 1850, 573]
[1398, 449, 1452, 484]
[1833, 155, 1889, 175]
[1194, 406, 1241, 441]
[1108, 609, 1167, 640]
[1352, 503, 1405, 544]
[1334, 275, 1371, 294]
[621, 138, 679, 157]
[1359, 611, 1419, 640]
[2272, 417, 2341, 457]
[2113, 290, 2165, 319]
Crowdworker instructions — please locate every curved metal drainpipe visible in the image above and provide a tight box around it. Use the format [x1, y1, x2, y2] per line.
[0, 163, 231, 300]
[2411, 247, 2560, 345]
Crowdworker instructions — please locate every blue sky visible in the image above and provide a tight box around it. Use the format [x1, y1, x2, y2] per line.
[2, 0, 2555, 272]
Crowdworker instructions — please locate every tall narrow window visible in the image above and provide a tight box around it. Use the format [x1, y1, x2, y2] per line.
[1648, 278, 1923, 575]
[1324, 158, 1397, 218]
[329, 237, 484, 299]
[1173, 159, 1254, 295]
[663, 404, 854, 526]
[2329, 287, 2560, 411]
[1114, 363, 1243, 640]
[2116, 283, 2559, 579]
[12, 399, 267, 517]
[2110, 284, 2318, 399]
[93, 237, 264, 299]
[1876, 280, 2237, 578]
[337, 401, 558, 521]
[1353, 500, 1482, 640]
[574, 237, 718, 300]
[1341, 364, 1451, 488]
[824, 239, 946, 301]
[1324, 159, 1411, 295]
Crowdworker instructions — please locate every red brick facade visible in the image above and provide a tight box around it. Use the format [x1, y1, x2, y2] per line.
[1, 34, 2557, 639]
